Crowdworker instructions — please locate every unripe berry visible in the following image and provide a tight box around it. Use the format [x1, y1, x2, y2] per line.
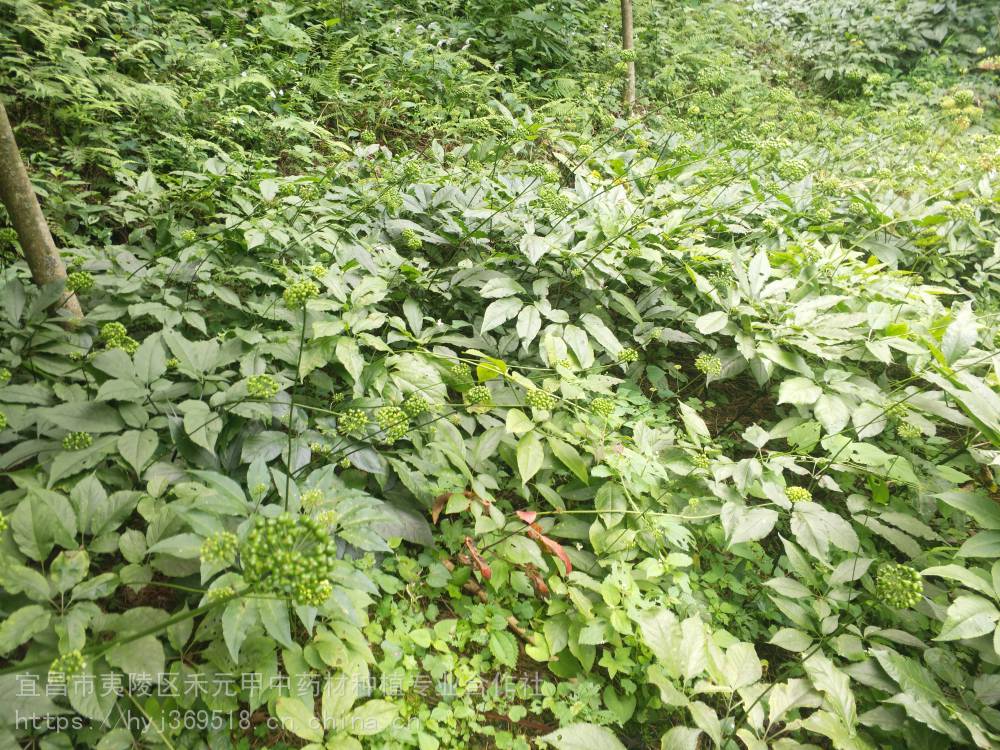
[785, 486, 812, 503]
[200, 532, 238, 564]
[338, 409, 369, 434]
[591, 397, 614, 418]
[283, 279, 319, 309]
[66, 272, 94, 293]
[876, 563, 923, 608]
[466, 385, 492, 407]
[62, 432, 93, 451]
[617, 348, 639, 364]
[401, 228, 422, 251]
[50, 650, 86, 679]
[375, 406, 409, 444]
[402, 394, 428, 417]
[524, 388, 556, 410]
[695, 353, 722, 376]
[247, 374, 280, 400]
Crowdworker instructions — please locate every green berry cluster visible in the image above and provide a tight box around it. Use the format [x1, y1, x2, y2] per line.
[620, 48, 637, 62]
[383, 189, 403, 212]
[360, 129, 376, 144]
[617, 347, 639, 364]
[591, 397, 614, 418]
[338, 409, 369, 434]
[166, 358, 179, 369]
[330, 392, 346, 405]
[779, 158, 808, 181]
[0, 511, 7, 534]
[691, 454, 711, 470]
[66, 272, 94, 293]
[695, 353, 722, 376]
[401, 160, 421, 183]
[538, 186, 569, 214]
[100, 322, 139, 354]
[401, 228, 422, 251]
[525, 163, 558, 183]
[200, 532, 238, 564]
[300, 488, 325, 510]
[283, 279, 319, 309]
[876, 563, 923, 608]
[181, 229, 198, 243]
[0, 411, 6, 431]
[50, 650, 85, 679]
[466, 385, 492, 406]
[897, 421, 921, 439]
[0, 367, 10, 383]
[576, 143, 594, 158]
[375, 406, 409, 444]
[316, 509, 338, 527]
[247, 374, 280, 400]
[339, 457, 351, 469]
[884, 401, 909, 420]
[450, 362, 472, 381]
[310, 441, 333, 456]
[946, 203, 975, 223]
[402, 394, 429, 417]
[63, 432, 93, 451]
[241, 514, 337, 606]
[206, 585, 236, 603]
[525, 388, 556, 410]
[785, 486, 812, 503]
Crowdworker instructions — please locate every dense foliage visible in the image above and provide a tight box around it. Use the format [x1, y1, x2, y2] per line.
[2, 1, 1000, 749]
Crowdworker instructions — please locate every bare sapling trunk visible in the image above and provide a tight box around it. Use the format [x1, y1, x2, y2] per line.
[0, 100, 81, 317]
[621, 0, 636, 112]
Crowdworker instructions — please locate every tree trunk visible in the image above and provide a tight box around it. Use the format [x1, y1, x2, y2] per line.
[0, 100, 81, 317]
[621, 0, 636, 112]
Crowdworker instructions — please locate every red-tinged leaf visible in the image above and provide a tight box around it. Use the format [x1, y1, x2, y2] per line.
[537, 532, 572, 575]
[516, 509, 537, 525]
[464, 537, 492, 580]
[524, 564, 549, 597]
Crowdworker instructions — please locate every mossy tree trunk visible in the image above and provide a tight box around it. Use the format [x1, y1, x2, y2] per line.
[0, 100, 81, 317]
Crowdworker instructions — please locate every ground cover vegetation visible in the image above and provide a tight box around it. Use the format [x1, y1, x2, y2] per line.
[2, 0, 1000, 748]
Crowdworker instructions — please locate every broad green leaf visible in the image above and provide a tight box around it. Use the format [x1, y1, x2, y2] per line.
[540, 723, 627, 750]
[0, 605, 50, 655]
[276, 696, 323, 742]
[516, 430, 544, 484]
[547, 436, 588, 483]
[346, 699, 397, 736]
[117, 430, 158, 475]
[935, 595, 1000, 641]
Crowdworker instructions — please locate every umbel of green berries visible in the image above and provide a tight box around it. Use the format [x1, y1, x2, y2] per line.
[897, 421, 921, 439]
[785, 486, 812, 503]
[400, 228, 422, 251]
[375, 406, 409, 444]
[0, 411, 6, 431]
[538, 186, 569, 214]
[0, 367, 10, 384]
[401, 160, 421, 183]
[617, 347, 639, 364]
[402, 394, 428, 417]
[382, 189, 403, 213]
[247, 374, 280, 400]
[466, 385, 492, 407]
[695, 353, 722, 376]
[283, 279, 319, 309]
[100, 322, 139, 355]
[591, 397, 614, 418]
[450, 362, 472, 381]
[876, 563, 923, 609]
[200, 532, 238, 565]
[338, 408, 369, 434]
[63, 432, 93, 451]
[66, 271, 94, 293]
[0, 511, 7, 534]
[777, 159, 809, 182]
[240, 514, 337, 607]
[50, 650, 86, 679]
[525, 388, 556, 410]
